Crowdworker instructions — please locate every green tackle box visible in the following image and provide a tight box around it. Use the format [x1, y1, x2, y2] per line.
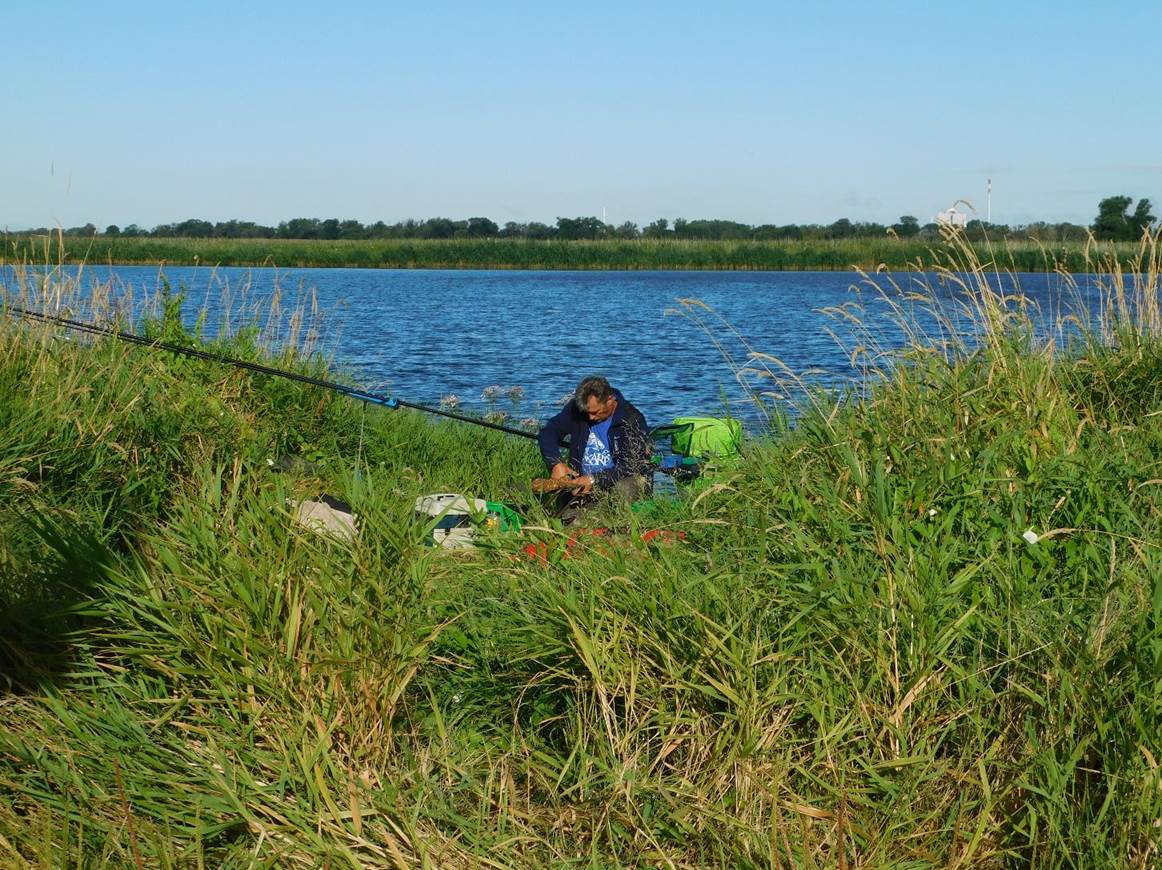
[667, 416, 742, 461]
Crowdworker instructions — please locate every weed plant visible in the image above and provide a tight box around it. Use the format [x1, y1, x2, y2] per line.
[2, 233, 1146, 273]
[0, 232, 1159, 866]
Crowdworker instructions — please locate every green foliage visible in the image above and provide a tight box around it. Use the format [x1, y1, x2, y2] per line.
[1, 238, 1161, 865]
[14, 211, 1111, 249]
[1, 233, 1150, 272]
[891, 214, 921, 237]
[1093, 195, 1156, 241]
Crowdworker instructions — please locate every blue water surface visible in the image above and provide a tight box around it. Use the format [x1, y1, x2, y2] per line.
[3, 265, 1099, 431]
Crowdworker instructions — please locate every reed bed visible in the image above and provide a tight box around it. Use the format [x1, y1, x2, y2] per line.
[2, 233, 1146, 272]
[0, 233, 1159, 867]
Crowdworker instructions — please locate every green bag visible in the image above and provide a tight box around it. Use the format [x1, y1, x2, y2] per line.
[668, 417, 742, 459]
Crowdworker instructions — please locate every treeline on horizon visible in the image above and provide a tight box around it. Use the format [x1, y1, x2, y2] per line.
[8, 195, 1156, 244]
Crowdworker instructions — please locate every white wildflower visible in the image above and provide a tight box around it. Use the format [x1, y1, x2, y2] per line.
[1022, 529, 1040, 545]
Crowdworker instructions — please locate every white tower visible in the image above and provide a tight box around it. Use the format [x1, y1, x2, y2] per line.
[987, 178, 992, 224]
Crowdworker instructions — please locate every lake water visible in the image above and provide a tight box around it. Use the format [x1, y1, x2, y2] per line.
[3, 266, 1096, 431]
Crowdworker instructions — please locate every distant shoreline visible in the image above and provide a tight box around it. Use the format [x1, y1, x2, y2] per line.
[0, 235, 1138, 273]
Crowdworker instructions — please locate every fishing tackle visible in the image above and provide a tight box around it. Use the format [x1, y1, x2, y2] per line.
[3, 303, 538, 440]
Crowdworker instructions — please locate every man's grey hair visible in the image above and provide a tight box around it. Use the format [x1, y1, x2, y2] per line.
[574, 375, 614, 411]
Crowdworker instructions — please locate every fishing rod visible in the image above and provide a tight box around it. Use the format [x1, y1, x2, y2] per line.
[3, 302, 539, 441]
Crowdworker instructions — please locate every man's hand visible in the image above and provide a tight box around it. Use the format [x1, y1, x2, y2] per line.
[550, 463, 576, 481]
[531, 470, 595, 495]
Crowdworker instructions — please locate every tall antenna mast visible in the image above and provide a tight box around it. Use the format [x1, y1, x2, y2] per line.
[987, 178, 992, 224]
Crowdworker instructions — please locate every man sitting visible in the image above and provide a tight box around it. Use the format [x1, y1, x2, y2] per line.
[536, 375, 652, 520]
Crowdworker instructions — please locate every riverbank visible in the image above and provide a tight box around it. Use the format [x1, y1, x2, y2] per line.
[1, 244, 1159, 865]
[1, 233, 1145, 272]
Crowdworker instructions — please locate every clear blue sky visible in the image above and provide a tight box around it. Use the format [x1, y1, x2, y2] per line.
[4, 0, 1159, 230]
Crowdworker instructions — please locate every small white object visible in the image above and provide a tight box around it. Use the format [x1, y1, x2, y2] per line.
[415, 493, 487, 549]
[1022, 529, 1039, 545]
[290, 499, 358, 542]
[928, 508, 938, 517]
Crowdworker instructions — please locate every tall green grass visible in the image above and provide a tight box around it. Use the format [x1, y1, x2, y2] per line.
[2, 232, 1146, 272]
[0, 232, 1159, 866]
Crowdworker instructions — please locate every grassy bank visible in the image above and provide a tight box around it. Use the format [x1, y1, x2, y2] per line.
[2, 232, 1147, 272]
[0, 236, 1159, 866]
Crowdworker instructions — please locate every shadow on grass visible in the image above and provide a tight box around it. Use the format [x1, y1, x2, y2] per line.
[0, 509, 112, 693]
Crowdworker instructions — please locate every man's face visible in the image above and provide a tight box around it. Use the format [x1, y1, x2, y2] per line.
[584, 394, 617, 423]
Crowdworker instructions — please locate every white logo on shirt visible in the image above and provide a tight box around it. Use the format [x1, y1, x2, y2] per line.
[582, 430, 613, 473]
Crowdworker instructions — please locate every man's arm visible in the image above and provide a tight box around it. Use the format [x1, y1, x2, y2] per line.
[536, 404, 574, 472]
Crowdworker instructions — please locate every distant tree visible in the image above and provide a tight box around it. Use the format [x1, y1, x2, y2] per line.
[216, 219, 272, 238]
[675, 219, 752, 239]
[1092, 196, 1154, 241]
[1092, 196, 1133, 240]
[104, 224, 121, 236]
[1022, 221, 1084, 243]
[421, 218, 456, 239]
[466, 217, 499, 238]
[964, 219, 998, 241]
[1130, 198, 1155, 238]
[338, 220, 366, 240]
[642, 218, 669, 238]
[379, 219, 407, 238]
[891, 215, 920, 238]
[827, 218, 855, 239]
[555, 217, 604, 240]
[499, 221, 525, 238]
[279, 218, 321, 239]
[758, 224, 804, 240]
[121, 223, 144, 237]
[525, 221, 553, 240]
[244, 222, 276, 239]
[173, 218, 213, 238]
[616, 221, 639, 239]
